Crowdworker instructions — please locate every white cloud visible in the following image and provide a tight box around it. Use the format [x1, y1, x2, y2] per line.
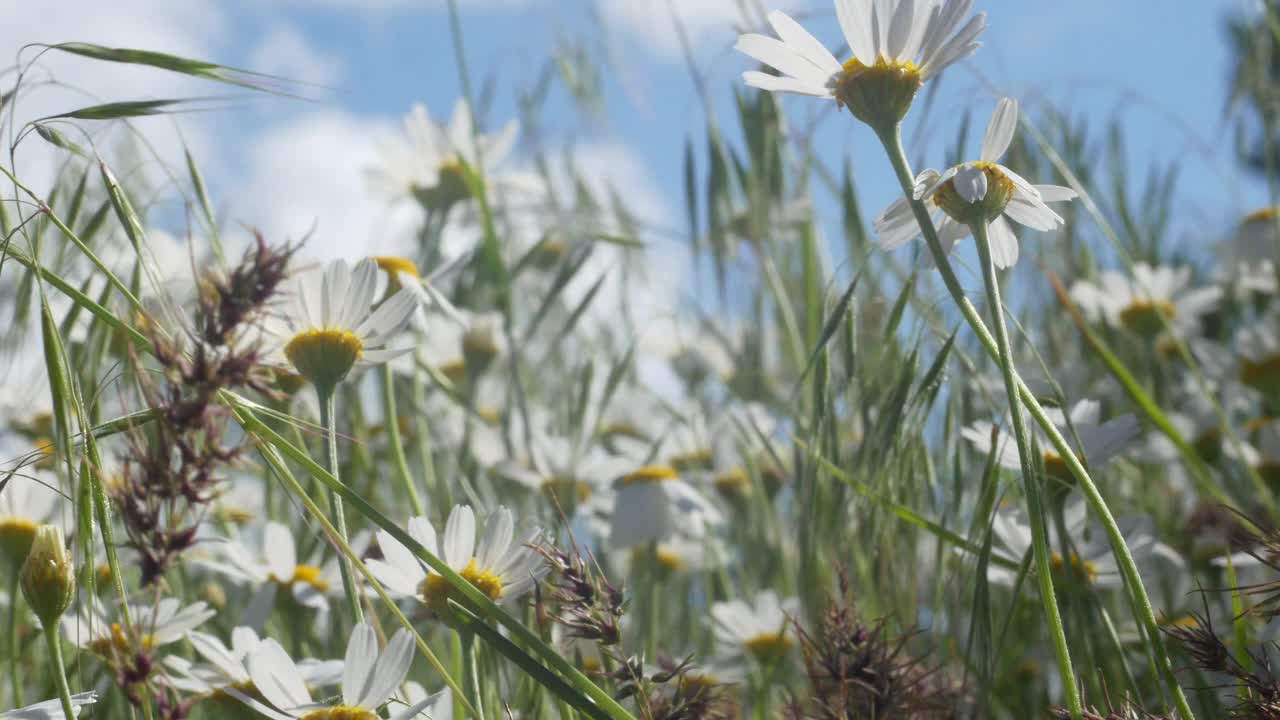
[249, 25, 344, 87]
[227, 109, 421, 262]
[597, 0, 800, 59]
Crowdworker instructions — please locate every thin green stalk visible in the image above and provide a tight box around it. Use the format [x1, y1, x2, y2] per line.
[44, 627, 76, 720]
[382, 365, 424, 516]
[317, 386, 364, 623]
[461, 630, 485, 719]
[873, 123, 1195, 720]
[8, 567, 21, 708]
[972, 220, 1081, 720]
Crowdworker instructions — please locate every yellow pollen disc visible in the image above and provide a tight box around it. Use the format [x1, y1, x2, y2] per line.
[1243, 207, 1280, 225]
[832, 57, 922, 127]
[580, 656, 602, 673]
[1049, 552, 1098, 585]
[420, 559, 505, 610]
[540, 476, 593, 505]
[1242, 353, 1280, 395]
[1119, 299, 1175, 336]
[372, 256, 420, 278]
[743, 631, 793, 661]
[299, 708, 378, 720]
[713, 467, 751, 495]
[476, 406, 502, 425]
[669, 449, 714, 472]
[0, 518, 38, 565]
[89, 623, 156, 657]
[654, 547, 685, 573]
[621, 465, 679, 485]
[285, 328, 364, 390]
[281, 564, 331, 593]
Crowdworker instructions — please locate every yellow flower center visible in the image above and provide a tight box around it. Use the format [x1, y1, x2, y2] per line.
[271, 564, 331, 593]
[0, 518, 38, 566]
[831, 57, 922, 127]
[743, 631, 793, 662]
[669, 450, 714, 472]
[621, 466, 679, 486]
[931, 161, 1016, 224]
[1243, 207, 1279, 225]
[285, 328, 363, 390]
[1118, 299, 1175, 336]
[299, 708, 378, 720]
[655, 547, 686, 573]
[1050, 552, 1098, 585]
[420, 559, 505, 613]
[1242, 353, 1280, 395]
[540, 476, 593, 506]
[713, 467, 751, 496]
[372, 256, 420, 279]
[89, 623, 157, 657]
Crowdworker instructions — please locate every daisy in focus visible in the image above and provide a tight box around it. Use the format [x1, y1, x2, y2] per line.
[736, 0, 987, 127]
[875, 97, 1077, 268]
[272, 257, 418, 394]
[366, 504, 548, 614]
[1070, 263, 1222, 338]
[163, 626, 342, 710]
[234, 623, 439, 720]
[711, 590, 799, 664]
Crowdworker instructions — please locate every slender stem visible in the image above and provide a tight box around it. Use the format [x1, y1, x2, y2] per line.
[874, 123, 1195, 720]
[318, 386, 364, 623]
[382, 365, 425, 516]
[461, 630, 485, 719]
[971, 220, 1082, 719]
[8, 567, 21, 708]
[44, 627, 76, 720]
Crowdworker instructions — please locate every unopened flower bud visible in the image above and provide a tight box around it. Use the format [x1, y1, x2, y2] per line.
[20, 524, 75, 625]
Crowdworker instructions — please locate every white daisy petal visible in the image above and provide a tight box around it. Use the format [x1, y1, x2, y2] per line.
[443, 505, 476, 567]
[987, 216, 1020, 269]
[263, 523, 296, 583]
[1004, 194, 1063, 232]
[247, 638, 312, 711]
[953, 163, 988, 203]
[1035, 184, 1078, 202]
[477, 507, 515, 570]
[735, 34, 832, 86]
[359, 629, 415, 709]
[981, 98, 1018, 163]
[886, 0, 916, 61]
[342, 623, 380, 707]
[742, 71, 828, 96]
[766, 11, 841, 75]
[837, 0, 877, 66]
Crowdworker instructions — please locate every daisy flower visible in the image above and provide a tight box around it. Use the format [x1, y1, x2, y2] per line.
[874, 97, 1077, 268]
[495, 430, 633, 509]
[711, 591, 799, 663]
[273, 257, 418, 393]
[64, 597, 215, 658]
[608, 465, 723, 549]
[988, 497, 1167, 592]
[1070, 263, 1222, 338]
[0, 693, 97, 719]
[962, 398, 1138, 483]
[736, 0, 987, 127]
[365, 100, 541, 212]
[1236, 307, 1280, 397]
[235, 623, 439, 720]
[163, 626, 342, 708]
[0, 470, 63, 569]
[197, 521, 343, 626]
[366, 504, 548, 614]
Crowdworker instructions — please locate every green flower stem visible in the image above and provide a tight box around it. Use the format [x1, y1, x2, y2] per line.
[461, 630, 485, 719]
[317, 385, 364, 624]
[382, 365, 425, 516]
[873, 123, 1195, 720]
[43, 626, 76, 720]
[971, 219, 1081, 719]
[8, 567, 21, 708]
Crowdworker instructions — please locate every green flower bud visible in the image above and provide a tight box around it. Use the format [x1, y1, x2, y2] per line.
[20, 524, 75, 625]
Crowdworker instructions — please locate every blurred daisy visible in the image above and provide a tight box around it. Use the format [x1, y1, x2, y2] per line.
[0, 693, 97, 718]
[609, 465, 723, 549]
[0, 471, 63, 569]
[366, 504, 548, 613]
[962, 399, 1138, 483]
[396, 683, 453, 720]
[495, 430, 633, 508]
[736, 0, 986, 126]
[875, 97, 1077, 268]
[988, 497, 1167, 592]
[1070, 263, 1222, 337]
[365, 100, 541, 212]
[235, 623, 439, 720]
[711, 591, 799, 663]
[198, 521, 342, 626]
[272, 258, 418, 393]
[64, 597, 214, 658]
[1237, 308, 1280, 396]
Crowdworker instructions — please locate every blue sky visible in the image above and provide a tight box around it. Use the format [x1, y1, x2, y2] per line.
[3, 0, 1265, 272]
